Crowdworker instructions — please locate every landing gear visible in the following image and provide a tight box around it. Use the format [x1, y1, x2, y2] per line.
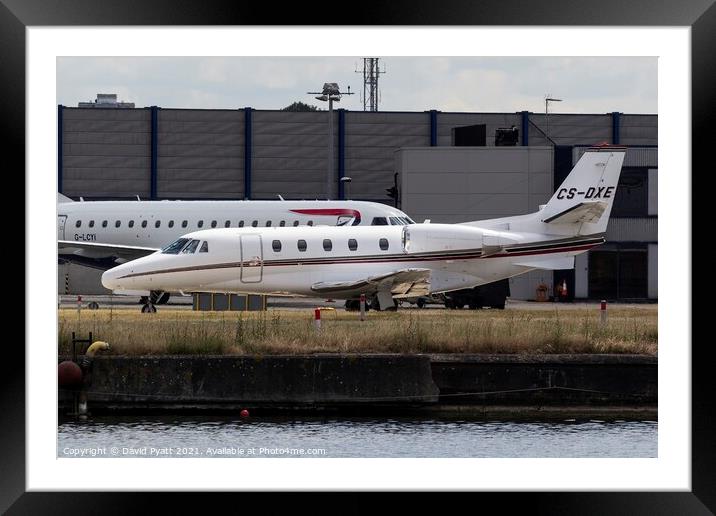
[345, 299, 361, 311]
[139, 291, 166, 312]
[87, 301, 100, 310]
[371, 297, 398, 312]
[416, 298, 426, 309]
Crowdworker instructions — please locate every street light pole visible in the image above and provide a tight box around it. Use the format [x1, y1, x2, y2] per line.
[308, 83, 353, 199]
[328, 96, 334, 198]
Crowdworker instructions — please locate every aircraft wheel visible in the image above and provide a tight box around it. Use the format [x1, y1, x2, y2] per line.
[141, 303, 157, 313]
[87, 301, 100, 310]
[416, 298, 426, 309]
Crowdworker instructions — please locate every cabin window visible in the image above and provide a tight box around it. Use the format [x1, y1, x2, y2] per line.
[371, 217, 388, 226]
[224, 220, 231, 228]
[89, 220, 95, 228]
[128, 220, 134, 228]
[102, 220, 108, 228]
[141, 220, 147, 228]
[115, 220, 121, 228]
[272, 240, 282, 252]
[379, 238, 389, 250]
[251, 220, 258, 227]
[323, 239, 332, 251]
[155, 220, 161, 228]
[75, 220, 81, 228]
[181, 239, 200, 254]
[162, 238, 190, 254]
[307, 220, 314, 226]
[279, 220, 286, 227]
[197, 220, 204, 228]
[199, 241, 209, 253]
[348, 238, 358, 251]
[266, 220, 272, 227]
[211, 220, 217, 228]
[168, 220, 174, 228]
[297, 239, 307, 252]
[239, 221, 244, 227]
[182, 220, 188, 228]
[293, 221, 299, 227]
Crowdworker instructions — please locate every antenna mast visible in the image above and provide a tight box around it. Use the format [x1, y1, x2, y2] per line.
[357, 58, 386, 111]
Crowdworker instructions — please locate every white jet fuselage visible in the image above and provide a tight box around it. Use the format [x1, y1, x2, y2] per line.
[101, 144, 626, 306]
[101, 224, 603, 297]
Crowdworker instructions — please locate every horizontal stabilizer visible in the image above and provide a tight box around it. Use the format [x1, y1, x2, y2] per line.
[311, 268, 431, 298]
[542, 201, 607, 224]
[513, 256, 575, 270]
[58, 193, 74, 203]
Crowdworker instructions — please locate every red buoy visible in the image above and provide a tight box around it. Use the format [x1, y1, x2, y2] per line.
[58, 361, 83, 387]
[240, 409, 250, 418]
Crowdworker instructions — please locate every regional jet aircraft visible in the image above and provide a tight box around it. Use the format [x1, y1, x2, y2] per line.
[59, 196, 413, 304]
[101, 144, 626, 311]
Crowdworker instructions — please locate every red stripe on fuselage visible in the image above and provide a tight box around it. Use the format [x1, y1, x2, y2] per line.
[289, 208, 361, 217]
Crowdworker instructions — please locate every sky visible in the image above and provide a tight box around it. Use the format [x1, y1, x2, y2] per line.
[57, 57, 657, 114]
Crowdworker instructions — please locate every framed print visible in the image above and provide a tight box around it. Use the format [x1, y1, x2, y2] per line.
[5, 0, 713, 512]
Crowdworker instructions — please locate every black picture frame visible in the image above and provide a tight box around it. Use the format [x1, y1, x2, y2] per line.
[6, 0, 711, 512]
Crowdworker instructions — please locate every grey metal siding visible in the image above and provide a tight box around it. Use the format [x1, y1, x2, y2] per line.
[252, 110, 334, 199]
[62, 108, 151, 198]
[529, 114, 612, 146]
[620, 114, 658, 146]
[605, 217, 657, 242]
[345, 112, 428, 199]
[157, 109, 244, 199]
[398, 146, 553, 223]
[574, 253, 589, 298]
[648, 169, 658, 215]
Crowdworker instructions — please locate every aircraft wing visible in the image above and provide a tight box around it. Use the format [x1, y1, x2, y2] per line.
[311, 268, 431, 299]
[58, 240, 159, 262]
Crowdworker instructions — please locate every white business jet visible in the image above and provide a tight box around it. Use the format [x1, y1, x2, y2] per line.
[102, 144, 626, 311]
[58, 195, 413, 306]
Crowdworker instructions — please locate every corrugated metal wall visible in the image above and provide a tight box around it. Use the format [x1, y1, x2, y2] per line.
[251, 110, 334, 199]
[528, 114, 612, 146]
[59, 108, 657, 202]
[620, 114, 658, 146]
[605, 218, 658, 242]
[345, 112, 429, 199]
[62, 108, 151, 197]
[158, 109, 244, 199]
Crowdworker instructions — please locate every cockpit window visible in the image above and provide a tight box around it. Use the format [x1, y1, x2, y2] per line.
[199, 241, 209, 253]
[181, 239, 200, 254]
[389, 216, 414, 225]
[162, 238, 190, 254]
[371, 217, 388, 226]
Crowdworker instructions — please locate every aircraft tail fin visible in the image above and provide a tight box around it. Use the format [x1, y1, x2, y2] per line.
[58, 193, 74, 203]
[539, 144, 626, 236]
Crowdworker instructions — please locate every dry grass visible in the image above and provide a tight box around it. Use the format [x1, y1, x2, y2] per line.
[58, 306, 657, 356]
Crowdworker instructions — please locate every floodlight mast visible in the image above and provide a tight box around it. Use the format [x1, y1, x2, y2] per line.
[308, 83, 354, 199]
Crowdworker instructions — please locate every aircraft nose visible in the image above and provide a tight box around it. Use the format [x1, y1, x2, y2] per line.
[101, 264, 126, 291]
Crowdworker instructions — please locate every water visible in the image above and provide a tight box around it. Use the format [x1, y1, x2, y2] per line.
[58, 416, 657, 458]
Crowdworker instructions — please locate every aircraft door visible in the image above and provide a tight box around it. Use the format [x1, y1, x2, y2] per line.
[58, 215, 67, 240]
[240, 234, 263, 283]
